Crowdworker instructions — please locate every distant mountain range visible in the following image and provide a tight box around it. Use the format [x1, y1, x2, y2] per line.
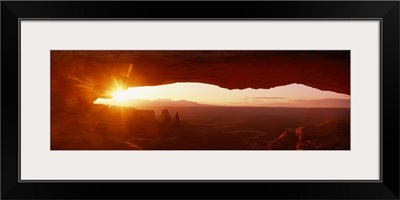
[126, 99, 211, 107]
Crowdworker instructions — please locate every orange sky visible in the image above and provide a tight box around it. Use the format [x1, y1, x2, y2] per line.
[94, 82, 350, 108]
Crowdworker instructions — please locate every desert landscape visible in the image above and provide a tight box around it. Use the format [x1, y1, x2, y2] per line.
[51, 50, 350, 150]
[51, 103, 350, 150]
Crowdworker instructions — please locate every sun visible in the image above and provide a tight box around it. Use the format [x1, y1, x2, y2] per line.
[111, 88, 130, 101]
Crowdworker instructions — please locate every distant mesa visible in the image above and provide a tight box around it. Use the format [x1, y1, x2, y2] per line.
[92, 105, 157, 125]
[269, 120, 350, 150]
[91, 105, 158, 137]
[91, 105, 183, 139]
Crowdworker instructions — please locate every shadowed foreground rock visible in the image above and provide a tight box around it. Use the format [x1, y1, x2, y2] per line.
[269, 120, 350, 150]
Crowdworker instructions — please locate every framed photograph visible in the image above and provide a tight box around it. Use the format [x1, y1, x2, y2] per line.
[2, 1, 399, 199]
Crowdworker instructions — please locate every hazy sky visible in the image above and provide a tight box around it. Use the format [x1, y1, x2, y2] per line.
[94, 82, 350, 108]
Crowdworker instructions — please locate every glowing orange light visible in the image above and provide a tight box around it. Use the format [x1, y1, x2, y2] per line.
[111, 88, 130, 101]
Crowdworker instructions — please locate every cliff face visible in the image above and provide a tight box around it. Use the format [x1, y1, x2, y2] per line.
[90, 105, 158, 137]
[51, 51, 350, 114]
[269, 120, 350, 150]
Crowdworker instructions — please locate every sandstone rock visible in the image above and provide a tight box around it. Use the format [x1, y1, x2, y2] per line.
[269, 130, 298, 150]
[270, 120, 350, 150]
[296, 120, 350, 150]
[51, 51, 350, 95]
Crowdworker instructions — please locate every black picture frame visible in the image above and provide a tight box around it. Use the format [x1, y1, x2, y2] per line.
[1, 1, 399, 199]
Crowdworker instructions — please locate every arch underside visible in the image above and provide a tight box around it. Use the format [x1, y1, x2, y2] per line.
[51, 50, 350, 107]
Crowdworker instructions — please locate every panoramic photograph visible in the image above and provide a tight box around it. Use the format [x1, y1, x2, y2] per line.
[51, 50, 350, 150]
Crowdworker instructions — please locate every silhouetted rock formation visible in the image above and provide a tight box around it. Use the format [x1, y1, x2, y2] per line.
[175, 112, 180, 126]
[270, 120, 350, 150]
[91, 105, 158, 137]
[158, 109, 172, 126]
